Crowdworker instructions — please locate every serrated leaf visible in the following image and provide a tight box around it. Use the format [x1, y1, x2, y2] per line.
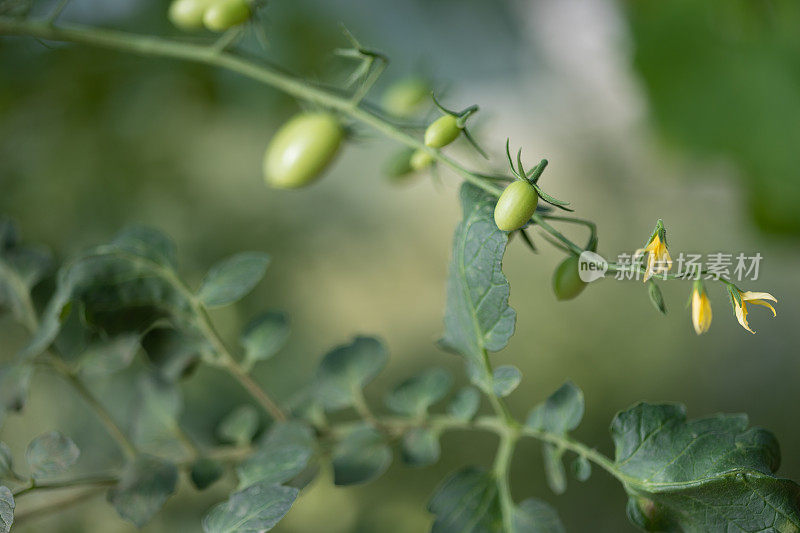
[542, 444, 567, 495]
[237, 421, 314, 489]
[428, 466, 501, 533]
[0, 486, 13, 533]
[0, 363, 32, 416]
[572, 455, 591, 482]
[332, 424, 391, 486]
[513, 498, 565, 533]
[240, 311, 289, 368]
[447, 386, 480, 421]
[612, 402, 800, 532]
[202, 481, 298, 533]
[0, 443, 11, 478]
[315, 336, 388, 411]
[385, 368, 452, 417]
[492, 365, 521, 397]
[197, 252, 270, 308]
[107, 455, 178, 528]
[525, 381, 584, 435]
[440, 184, 516, 364]
[78, 334, 140, 376]
[25, 431, 80, 479]
[217, 405, 259, 446]
[191, 458, 225, 491]
[401, 428, 440, 468]
[131, 374, 183, 454]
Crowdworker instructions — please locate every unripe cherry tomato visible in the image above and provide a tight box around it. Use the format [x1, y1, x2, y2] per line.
[552, 255, 587, 300]
[493, 180, 538, 231]
[263, 112, 344, 189]
[168, 0, 212, 30]
[424, 115, 461, 148]
[382, 78, 429, 118]
[384, 148, 416, 182]
[409, 149, 434, 171]
[203, 0, 250, 32]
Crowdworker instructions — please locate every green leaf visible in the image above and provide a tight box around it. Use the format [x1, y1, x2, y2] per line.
[428, 466, 501, 532]
[237, 421, 314, 489]
[314, 336, 388, 411]
[0, 443, 12, 478]
[571, 455, 591, 482]
[447, 386, 481, 422]
[131, 374, 183, 453]
[440, 184, 516, 365]
[401, 428, 440, 468]
[525, 381, 584, 435]
[240, 311, 289, 368]
[492, 365, 521, 398]
[542, 444, 567, 495]
[647, 280, 667, 315]
[0, 218, 51, 325]
[25, 431, 80, 479]
[141, 326, 207, 382]
[332, 424, 391, 486]
[0, 486, 13, 533]
[77, 334, 140, 376]
[0, 363, 32, 416]
[197, 252, 270, 308]
[385, 367, 452, 417]
[107, 455, 178, 528]
[191, 458, 225, 491]
[612, 402, 800, 532]
[111, 226, 177, 269]
[513, 498, 565, 533]
[202, 481, 298, 533]
[217, 405, 259, 446]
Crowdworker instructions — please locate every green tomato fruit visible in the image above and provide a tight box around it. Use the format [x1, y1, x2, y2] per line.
[382, 78, 430, 118]
[493, 180, 539, 231]
[423, 114, 461, 148]
[203, 0, 250, 32]
[263, 112, 344, 189]
[409, 149, 435, 171]
[552, 255, 587, 301]
[168, 0, 213, 30]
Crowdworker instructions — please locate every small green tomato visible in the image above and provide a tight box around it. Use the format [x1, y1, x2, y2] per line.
[203, 0, 251, 32]
[168, 0, 213, 30]
[263, 112, 344, 189]
[552, 255, 587, 300]
[382, 78, 429, 118]
[493, 180, 538, 232]
[424, 114, 461, 148]
[409, 149, 434, 171]
[384, 148, 416, 182]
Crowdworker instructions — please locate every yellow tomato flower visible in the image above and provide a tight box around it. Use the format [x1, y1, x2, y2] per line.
[729, 288, 777, 334]
[635, 219, 672, 282]
[690, 282, 712, 335]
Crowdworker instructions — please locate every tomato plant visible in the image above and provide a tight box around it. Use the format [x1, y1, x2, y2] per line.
[0, 3, 792, 533]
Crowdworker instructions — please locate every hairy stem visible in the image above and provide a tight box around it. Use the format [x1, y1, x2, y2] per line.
[12, 475, 118, 497]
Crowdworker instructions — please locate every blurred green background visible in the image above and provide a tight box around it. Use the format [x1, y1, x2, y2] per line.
[2, 0, 800, 531]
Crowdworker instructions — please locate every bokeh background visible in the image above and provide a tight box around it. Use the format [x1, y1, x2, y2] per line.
[2, 0, 800, 531]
